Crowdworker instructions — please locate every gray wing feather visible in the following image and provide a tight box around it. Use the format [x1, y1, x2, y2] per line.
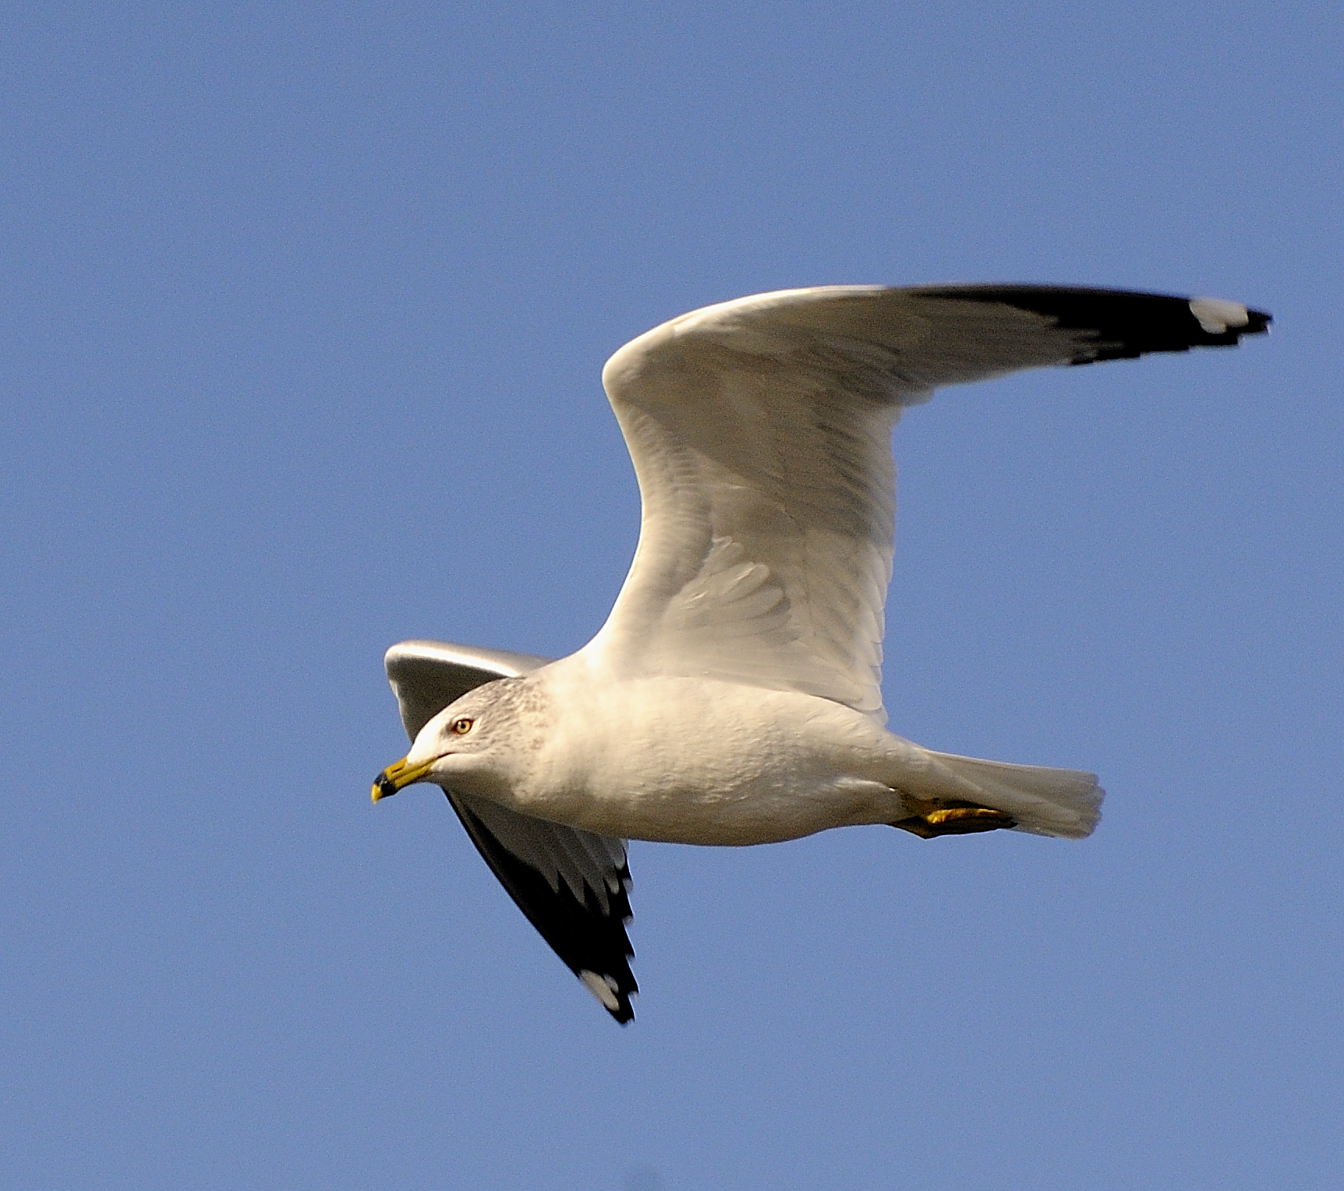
[383, 640, 637, 1022]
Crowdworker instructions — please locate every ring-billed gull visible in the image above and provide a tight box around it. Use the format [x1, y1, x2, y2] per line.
[373, 284, 1270, 1022]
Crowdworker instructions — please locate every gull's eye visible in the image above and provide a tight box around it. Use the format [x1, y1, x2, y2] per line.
[449, 716, 475, 735]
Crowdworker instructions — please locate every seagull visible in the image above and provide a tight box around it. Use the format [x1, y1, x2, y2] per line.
[373, 284, 1270, 1023]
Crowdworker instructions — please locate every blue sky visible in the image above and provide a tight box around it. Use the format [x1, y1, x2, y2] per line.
[6, 4, 1340, 1188]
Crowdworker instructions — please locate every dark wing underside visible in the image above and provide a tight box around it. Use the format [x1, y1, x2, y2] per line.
[444, 794, 636, 1022]
[383, 640, 637, 1022]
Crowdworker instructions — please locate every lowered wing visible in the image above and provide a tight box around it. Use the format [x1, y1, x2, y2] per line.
[384, 640, 637, 1022]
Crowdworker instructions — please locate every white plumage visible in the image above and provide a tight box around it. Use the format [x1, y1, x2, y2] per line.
[375, 283, 1270, 1022]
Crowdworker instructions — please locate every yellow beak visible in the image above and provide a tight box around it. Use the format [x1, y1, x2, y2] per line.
[371, 755, 437, 803]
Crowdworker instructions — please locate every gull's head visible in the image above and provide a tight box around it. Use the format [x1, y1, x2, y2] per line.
[372, 677, 533, 803]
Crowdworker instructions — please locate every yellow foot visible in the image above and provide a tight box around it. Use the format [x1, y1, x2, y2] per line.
[889, 799, 1017, 839]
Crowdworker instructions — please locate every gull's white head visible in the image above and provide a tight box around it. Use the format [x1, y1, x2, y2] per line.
[371, 677, 535, 802]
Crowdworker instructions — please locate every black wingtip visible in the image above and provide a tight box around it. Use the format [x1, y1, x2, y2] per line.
[444, 794, 639, 1024]
[911, 284, 1272, 364]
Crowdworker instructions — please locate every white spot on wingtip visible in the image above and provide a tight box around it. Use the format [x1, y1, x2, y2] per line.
[1189, 297, 1250, 335]
[579, 969, 621, 1011]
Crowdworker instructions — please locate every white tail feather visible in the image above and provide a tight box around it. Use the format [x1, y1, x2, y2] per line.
[925, 750, 1104, 839]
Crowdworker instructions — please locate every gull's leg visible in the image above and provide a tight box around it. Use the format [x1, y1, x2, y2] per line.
[889, 797, 1017, 838]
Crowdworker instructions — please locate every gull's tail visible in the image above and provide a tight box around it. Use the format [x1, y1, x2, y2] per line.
[924, 750, 1104, 839]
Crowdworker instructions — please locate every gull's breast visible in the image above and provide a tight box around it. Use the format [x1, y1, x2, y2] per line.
[512, 675, 903, 845]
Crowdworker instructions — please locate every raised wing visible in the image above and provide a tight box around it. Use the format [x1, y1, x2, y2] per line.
[590, 285, 1270, 716]
[384, 640, 637, 1022]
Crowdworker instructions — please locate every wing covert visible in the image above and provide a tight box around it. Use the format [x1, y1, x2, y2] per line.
[588, 285, 1269, 716]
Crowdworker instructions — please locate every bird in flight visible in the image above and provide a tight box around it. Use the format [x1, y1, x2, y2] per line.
[373, 284, 1270, 1023]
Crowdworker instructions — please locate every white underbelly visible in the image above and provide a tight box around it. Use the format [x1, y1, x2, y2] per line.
[505, 676, 913, 844]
